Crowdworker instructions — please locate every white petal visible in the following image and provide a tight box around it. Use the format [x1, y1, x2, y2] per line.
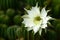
[28, 10, 36, 18]
[41, 24, 47, 28]
[32, 20, 42, 34]
[24, 9, 35, 19]
[22, 18, 34, 27]
[22, 15, 29, 18]
[41, 7, 47, 17]
[24, 6, 40, 19]
[31, 6, 40, 15]
[36, 2, 38, 7]
[42, 17, 48, 24]
[46, 16, 52, 20]
[47, 10, 50, 13]
[24, 8, 30, 13]
[47, 16, 56, 21]
[27, 27, 32, 31]
[33, 25, 40, 34]
[39, 28, 42, 35]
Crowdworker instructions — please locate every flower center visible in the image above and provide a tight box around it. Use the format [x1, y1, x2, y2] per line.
[33, 16, 41, 25]
[35, 16, 41, 21]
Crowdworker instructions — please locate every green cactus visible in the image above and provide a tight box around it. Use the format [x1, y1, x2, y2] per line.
[14, 15, 23, 25]
[0, 24, 8, 38]
[6, 9, 15, 17]
[0, 37, 5, 40]
[0, 15, 9, 24]
[0, 0, 17, 9]
[47, 30, 57, 40]
[51, 0, 60, 18]
[7, 25, 19, 40]
[0, 10, 4, 15]
[16, 27, 25, 38]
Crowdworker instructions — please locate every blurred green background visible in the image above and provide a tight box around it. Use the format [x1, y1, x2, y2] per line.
[0, 0, 60, 40]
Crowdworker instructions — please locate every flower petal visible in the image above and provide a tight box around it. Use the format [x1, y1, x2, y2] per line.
[22, 15, 29, 18]
[47, 10, 50, 13]
[46, 16, 52, 20]
[22, 18, 34, 27]
[27, 27, 33, 31]
[32, 25, 40, 34]
[42, 17, 48, 24]
[41, 24, 47, 28]
[39, 28, 42, 35]
[24, 6, 40, 19]
[31, 6, 40, 15]
[41, 7, 47, 17]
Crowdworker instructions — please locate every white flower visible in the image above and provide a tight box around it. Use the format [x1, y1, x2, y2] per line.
[22, 3, 53, 35]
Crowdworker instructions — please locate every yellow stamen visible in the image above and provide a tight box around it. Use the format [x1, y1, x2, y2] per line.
[33, 16, 41, 25]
